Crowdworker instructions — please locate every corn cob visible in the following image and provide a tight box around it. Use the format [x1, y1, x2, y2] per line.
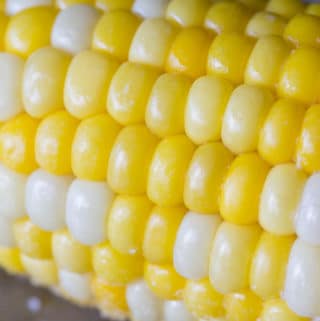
[0, 0, 320, 320]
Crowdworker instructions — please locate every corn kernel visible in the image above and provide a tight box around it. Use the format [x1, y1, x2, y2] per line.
[166, 0, 211, 27]
[223, 290, 262, 321]
[296, 104, 320, 173]
[163, 300, 196, 321]
[146, 73, 192, 137]
[56, 0, 94, 9]
[95, 0, 133, 11]
[0, 215, 15, 247]
[239, 0, 266, 10]
[92, 242, 144, 286]
[166, 27, 213, 78]
[221, 84, 274, 154]
[64, 50, 119, 119]
[250, 232, 294, 300]
[107, 195, 153, 255]
[129, 18, 177, 69]
[147, 135, 195, 206]
[278, 47, 320, 105]
[52, 229, 92, 273]
[184, 142, 234, 214]
[0, 113, 39, 174]
[259, 164, 307, 235]
[13, 217, 52, 259]
[5, 0, 52, 15]
[185, 75, 233, 144]
[219, 153, 270, 225]
[207, 33, 255, 84]
[258, 99, 305, 165]
[0, 12, 8, 49]
[184, 278, 225, 319]
[107, 62, 160, 125]
[0, 247, 24, 274]
[23, 47, 71, 118]
[21, 255, 58, 286]
[205, 1, 251, 34]
[92, 10, 141, 61]
[132, 0, 169, 19]
[246, 12, 287, 38]
[209, 222, 261, 294]
[245, 36, 292, 89]
[144, 262, 185, 300]
[5, 7, 56, 58]
[143, 206, 185, 265]
[306, 3, 320, 17]
[266, 0, 305, 19]
[35, 111, 79, 175]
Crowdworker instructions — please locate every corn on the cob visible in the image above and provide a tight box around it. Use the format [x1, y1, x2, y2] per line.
[0, 0, 320, 320]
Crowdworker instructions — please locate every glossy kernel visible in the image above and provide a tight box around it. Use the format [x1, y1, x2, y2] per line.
[107, 195, 153, 255]
[245, 36, 292, 89]
[258, 99, 305, 165]
[205, 1, 252, 34]
[144, 262, 185, 300]
[266, 0, 305, 19]
[92, 10, 141, 61]
[107, 62, 160, 125]
[185, 75, 233, 144]
[92, 242, 143, 286]
[207, 33, 255, 84]
[65, 50, 119, 119]
[23, 47, 71, 118]
[184, 278, 225, 319]
[219, 153, 270, 225]
[209, 222, 261, 294]
[166, 27, 213, 79]
[13, 218, 52, 259]
[0, 113, 39, 174]
[35, 111, 79, 175]
[52, 229, 92, 273]
[107, 125, 158, 195]
[184, 142, 234, 214]
[146, 73, 192, 138]
[143, 206, 185, 264]
[147, 135, 195, 207]
[5, 7, 56, 58]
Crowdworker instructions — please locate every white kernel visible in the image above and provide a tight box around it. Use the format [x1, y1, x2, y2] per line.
[132, 0, 169, 18]
[6, 0, 52, 15]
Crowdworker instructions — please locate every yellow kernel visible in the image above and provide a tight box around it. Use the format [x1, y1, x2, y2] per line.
[146, 73, 192, 137]
[92, 242, 143, 286]
[56, 0, 94, 8]
[144, 262, 185, 300]
[0, 247, 24, 275]
[107, 125, 158, 195]
[258, 99, 305, 165]
[0, 12, 8, 50]
[13, 218, 52, 259]
[219, 153, 270, 225]
[306, 4, 320, 17]
[209, 222, 261, 294]
[207, 33, 255, 84]
[107, 62, 160, 125]
[95, 0, 133, 11]
[129, 18, 177, 69]
[5, 7, 56, 58]
[266, 0, 305, 19]
[72, 113, 120, 181]
[143, 206, 185, 264]
[205, 1, 252, 34]
[185, 75, 234, 144]
[184, 142, 234, 214]
[224, 290, 262, 321]
[0, 113, 39, 174]
[250, 232, 295, 300]
[166, 0, 211, 27]
[147, 135, 195, 206]
[107, 195, 153, 255]
[245, 36, 292, 89]
[284, 13, 320, 48]
[221, 84, 274, 154]
[239, 0, 266, 10]
[92, 10, 141, 61]
[278, 47, 320, 104]
[246, 12, 287, 38]
[296, 104, 320, 173]
[64, 50, 119, 119]
[23, 47, 71, 118]
[35, 111, 79, 175]
[52, 229, 92, 273]
[184, 278, 225, 319]
[166, 27, 213, 78]
[21, 255, 58, 286]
